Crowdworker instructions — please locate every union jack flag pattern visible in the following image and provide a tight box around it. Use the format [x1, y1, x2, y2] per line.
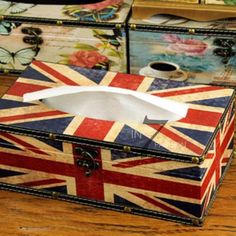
[0, 61, 234, 225]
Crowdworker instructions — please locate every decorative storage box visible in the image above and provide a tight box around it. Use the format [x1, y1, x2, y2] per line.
[0, 61, 235, 225]
[0, 0, 132, 74]
[129, 15, 236, 87]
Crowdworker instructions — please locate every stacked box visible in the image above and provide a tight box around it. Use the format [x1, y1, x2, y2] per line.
[129, 15, 236, 87]
[0, 0, 132, 74]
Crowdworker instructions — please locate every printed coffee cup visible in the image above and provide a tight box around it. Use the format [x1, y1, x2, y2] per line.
[147, 61, 188, 81]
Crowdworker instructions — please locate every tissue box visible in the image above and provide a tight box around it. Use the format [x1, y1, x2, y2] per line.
[0, 0, 132, 74]
[0, 61, 235, 225]
[129, 15, 236, 87]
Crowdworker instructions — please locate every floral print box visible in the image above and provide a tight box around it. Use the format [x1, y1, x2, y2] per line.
[0, 0, 132, 74]
[129, 15, 236, 87]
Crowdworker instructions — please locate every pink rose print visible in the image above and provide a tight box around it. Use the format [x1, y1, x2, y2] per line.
[80, 0, 123, 11]
[163, 34, 208, 56]
[163, 34, 180, 43]
[68, 50, 109, 68]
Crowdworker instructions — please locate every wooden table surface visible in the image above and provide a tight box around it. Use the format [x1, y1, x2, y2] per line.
[0, 76, 236, 236]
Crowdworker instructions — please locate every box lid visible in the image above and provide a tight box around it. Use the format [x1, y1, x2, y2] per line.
[129, 12, 236, 33]
[0, 60, 234, 163]
[0, 0, 132, 24]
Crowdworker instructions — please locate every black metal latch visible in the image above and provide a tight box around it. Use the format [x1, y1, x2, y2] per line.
[75, 147, 100, 177]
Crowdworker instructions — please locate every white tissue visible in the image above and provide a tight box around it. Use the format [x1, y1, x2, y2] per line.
[23, 86, 188, 124]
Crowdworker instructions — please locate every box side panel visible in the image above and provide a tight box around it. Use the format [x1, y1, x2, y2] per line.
[200, 99, 235, 217]
[0, 22, 127, 73]
[129, 30, 236, 86]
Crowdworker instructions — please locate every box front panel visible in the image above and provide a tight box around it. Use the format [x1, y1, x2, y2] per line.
[129, 30, 236, 86]
[0, 21, 127, 73]
[0, 132, 204, 218]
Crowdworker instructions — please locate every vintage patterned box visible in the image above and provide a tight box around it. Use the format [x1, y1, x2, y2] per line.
[0, 0, 132, 74]
[129, 15, 236, 87]
[0, 60, 234, 225]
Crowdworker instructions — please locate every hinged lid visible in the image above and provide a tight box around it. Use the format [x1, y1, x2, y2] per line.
[129, 12, 236, 36]
[0, 60, 234, 164]
[0, 0, 132, 25]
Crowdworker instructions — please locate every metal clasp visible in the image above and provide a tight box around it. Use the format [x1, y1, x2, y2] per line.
[75, 147, 99, 177]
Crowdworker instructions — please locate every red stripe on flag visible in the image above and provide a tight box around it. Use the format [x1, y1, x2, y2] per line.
[202, 184, 211, 213]
[103, 170, 200, 199]
[32, 61, 78, 86]
[201, 118, 234, 197]
[7, 82, 49, 97]
[153, 86, 224, 98]
[20, 178, 65, 187]
[109, 73, 145, 90]
[0, 150, 105, 201]
[74, 118, 115, 140]
[75, 171, 104, 201]
[0, 110, 67, 123]
[113, 157, 168, 168]
[1, 133, 48, 155]
[179, 108, 222, 127]
[218, 118, 234, 157]
[222, 157, 230, 163]
[206, 153, 214, 159]
[0, 152, 77, 177]
[73, 151, 104, 201]
[215, 135, 221, 184]
[131, 192, 187, 217]
[149, 124, 203, 155]
[0, 151, 201, 199]
[161, 127, 203, 155]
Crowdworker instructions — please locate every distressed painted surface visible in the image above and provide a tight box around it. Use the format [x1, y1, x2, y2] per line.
[129, 16, 236, 86]
[0, 22, 127, 72]
[0, 61, 234, 222]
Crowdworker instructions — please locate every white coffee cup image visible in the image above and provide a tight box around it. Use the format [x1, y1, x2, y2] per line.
[139, 61, 188, 81]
